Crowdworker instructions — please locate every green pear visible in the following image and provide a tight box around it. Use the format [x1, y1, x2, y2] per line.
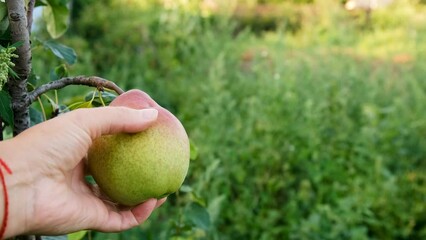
[88, 90, 190, 207]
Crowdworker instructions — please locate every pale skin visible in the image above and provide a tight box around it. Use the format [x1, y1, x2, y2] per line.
[0, 107, 166, 238]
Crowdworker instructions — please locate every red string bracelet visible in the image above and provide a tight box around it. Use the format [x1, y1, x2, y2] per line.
[0, 158, 12, 240]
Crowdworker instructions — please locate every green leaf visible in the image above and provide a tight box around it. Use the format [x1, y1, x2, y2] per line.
[0, 2, 7, 22]
[207, 195, 226, 223]
[92, 232, 120, 240]
[29, 107, 43, 126]
[190, 191, 206, 206]
[44, 40, 77, 64]
[8, 67, 19, 79]
[84, 91, 117, 107]
[98, 91, 117, 105]
[46, 97, 59, 112]
[0, 90, 13, 126]
[42, 0, 69, 39]
[45, 96, 69, 117]
[0, 17, 8, 36]
[185, 202, 211, 230]
[28, 70, 40, 87]
[68, 230, 88, 240]
[84, 91, 97, 102]
[189, 140, 199, 160]
[50, 64, 68, 81]
[3, 125, 12, 140]
[120, 227, 147, 240]
[10, 40, 24, 48]
[58, 104, 69, 114]
[68, 101, 93, 110]
[84, 175, 96, 185]
[35, 1, 48, 7]
[179, 185, 193, 193]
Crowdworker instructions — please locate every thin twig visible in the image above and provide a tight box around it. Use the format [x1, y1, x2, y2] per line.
[27, 0, 36, 32]
[27, 76, 124, 105]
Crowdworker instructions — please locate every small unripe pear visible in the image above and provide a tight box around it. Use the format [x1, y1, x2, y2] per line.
[88, 90, 190, 206]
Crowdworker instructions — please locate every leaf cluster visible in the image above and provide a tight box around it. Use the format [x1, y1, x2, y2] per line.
[0, 46, 17, 90]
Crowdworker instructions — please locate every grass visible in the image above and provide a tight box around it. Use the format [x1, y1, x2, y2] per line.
[31, 0, 426, 239]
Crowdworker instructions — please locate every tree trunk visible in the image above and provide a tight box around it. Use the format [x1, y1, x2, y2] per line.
[6, 0, 31, 136]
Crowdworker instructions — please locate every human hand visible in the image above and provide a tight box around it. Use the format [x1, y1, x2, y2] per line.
[0, 107, 166, 238]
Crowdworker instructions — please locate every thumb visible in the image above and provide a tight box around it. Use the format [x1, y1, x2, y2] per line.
[66, 107, 158, 140]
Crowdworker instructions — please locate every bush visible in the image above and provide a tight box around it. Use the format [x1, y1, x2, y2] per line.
[32, 0, 426, 239]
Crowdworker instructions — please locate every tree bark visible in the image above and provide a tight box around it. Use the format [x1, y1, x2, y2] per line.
[6, 0, 31, 136]
[27, 0, 36, 32]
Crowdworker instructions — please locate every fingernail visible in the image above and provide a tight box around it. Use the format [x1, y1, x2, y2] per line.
[140, 108, 158, 120]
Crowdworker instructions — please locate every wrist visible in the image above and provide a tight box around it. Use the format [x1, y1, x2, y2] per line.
[0, 138, 34, 238]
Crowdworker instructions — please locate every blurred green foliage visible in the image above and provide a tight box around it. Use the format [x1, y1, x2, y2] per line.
[32, 0, 426, 239]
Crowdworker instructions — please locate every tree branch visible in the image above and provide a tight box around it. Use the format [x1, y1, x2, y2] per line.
[6, 0, 32, 136]
[28, 76, 124, 104]
[27, 0, 36, 32]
